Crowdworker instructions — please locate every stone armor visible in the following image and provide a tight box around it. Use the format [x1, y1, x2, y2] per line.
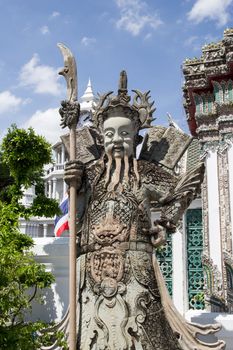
[77, 159, 181, 349]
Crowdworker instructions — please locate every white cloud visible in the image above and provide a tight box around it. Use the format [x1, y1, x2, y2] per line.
[22, 24, 31, 33]
[40, 25, 50, 35]
[144, 33, 152, 40]
[81, 36, 97, 47]
[187, 0, 233, 26]
[115, 0, 163, 36]
[50, 11, 60, 19]
[203, 33, 219, 43]
[184, 35, 199, 46]
[184, 35, 201, 51]
[19, 54, 63, 96]
[0, 91, 23, 115]
[176, 19, 182, 25]
[22, 108, 62, 144]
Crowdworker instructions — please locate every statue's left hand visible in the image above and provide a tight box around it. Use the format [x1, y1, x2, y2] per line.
[149, 219, 177, 248]
[64, 160, 84, 190]
[150, 220, 167, 248]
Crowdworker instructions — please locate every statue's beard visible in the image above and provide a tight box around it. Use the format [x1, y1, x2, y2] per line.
[105, 147, 140, 191]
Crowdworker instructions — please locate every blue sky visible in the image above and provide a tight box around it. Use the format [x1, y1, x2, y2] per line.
[0, 0, 233, 144]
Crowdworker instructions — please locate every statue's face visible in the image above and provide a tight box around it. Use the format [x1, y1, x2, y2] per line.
[103, 117, 135, 158]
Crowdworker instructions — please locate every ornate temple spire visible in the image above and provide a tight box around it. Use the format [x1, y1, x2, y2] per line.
[80, 78, 96, 113]
[167, 112, 182, 131]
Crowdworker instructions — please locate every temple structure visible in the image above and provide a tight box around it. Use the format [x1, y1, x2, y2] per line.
[183, 28, 233, 314]
[21, 30, 233, 348]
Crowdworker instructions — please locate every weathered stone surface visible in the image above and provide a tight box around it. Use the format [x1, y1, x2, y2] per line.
[139, 126, 192, 170]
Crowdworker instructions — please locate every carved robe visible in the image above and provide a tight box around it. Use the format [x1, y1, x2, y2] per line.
[75, 159, 224, 350]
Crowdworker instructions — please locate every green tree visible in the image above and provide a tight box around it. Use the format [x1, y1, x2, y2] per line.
[0, 125, 64, 349]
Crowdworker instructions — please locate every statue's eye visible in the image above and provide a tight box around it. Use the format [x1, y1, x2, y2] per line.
[105, 131, 113, 138]
[121, 131, 129, 136]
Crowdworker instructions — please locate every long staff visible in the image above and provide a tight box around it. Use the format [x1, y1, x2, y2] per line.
[57, 43, 79, 350]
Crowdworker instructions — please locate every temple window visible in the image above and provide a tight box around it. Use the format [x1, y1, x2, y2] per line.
[207, 93, 214, 113]
[156, 234, 173, 296]
[227, 80, 233, 102]
[194, 93, 203, 114]
[213, 81, 223, 103]
[186, 208, 205, 310]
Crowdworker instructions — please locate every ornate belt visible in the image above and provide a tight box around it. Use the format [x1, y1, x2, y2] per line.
[79, 241, 154, 255]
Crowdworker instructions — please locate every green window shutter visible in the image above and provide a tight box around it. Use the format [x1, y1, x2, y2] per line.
[227, 80, 233, 102]
[207, 94, 213, 113]
[194, 94, 202, 114]
[156, 234, 173, 296]
[186, 209, 205, 310]
[213, 81, 222, 103]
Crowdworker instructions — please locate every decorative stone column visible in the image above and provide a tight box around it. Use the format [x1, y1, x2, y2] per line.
[58, 149, 61, 164]
[48, 180, 52, 198]
[228, 142, 233, 254]
[61, 143, 65, 164]
[52, 178, 57, 199]
[183, 28, 233, 312]
[55, 150, 58, 164]
[204, 145, 222, 272]
[63, 180, 67, 198]
[43, 223, 48, 238]
[172, 221, 186, 315]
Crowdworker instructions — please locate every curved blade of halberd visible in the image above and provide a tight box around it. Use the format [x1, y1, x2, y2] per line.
[57, 43, 78, 102]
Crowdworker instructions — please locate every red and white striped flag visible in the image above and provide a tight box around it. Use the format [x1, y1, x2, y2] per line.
[54, 194, 69, 237]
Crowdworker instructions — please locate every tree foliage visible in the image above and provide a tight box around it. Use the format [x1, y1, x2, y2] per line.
[0, 125, 64, 349]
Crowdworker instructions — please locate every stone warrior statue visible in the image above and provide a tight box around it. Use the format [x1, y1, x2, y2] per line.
[54, 70, 225, 350]
[41, 44, 225, 348]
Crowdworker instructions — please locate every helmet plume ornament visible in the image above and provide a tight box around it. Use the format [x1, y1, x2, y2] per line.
[92, 71, 156, 131]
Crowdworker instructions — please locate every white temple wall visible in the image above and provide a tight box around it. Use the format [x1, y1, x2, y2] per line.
[206, 150, 222, 274]
[172, 226, 186, 314]
[228, 144, 233, 253]
[30, 238, 69, 322]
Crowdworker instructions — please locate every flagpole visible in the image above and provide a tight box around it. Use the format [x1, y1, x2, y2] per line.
[57, 43, 79, 350]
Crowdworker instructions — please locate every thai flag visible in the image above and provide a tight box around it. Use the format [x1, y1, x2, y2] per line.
[54, 194, 69, 237]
